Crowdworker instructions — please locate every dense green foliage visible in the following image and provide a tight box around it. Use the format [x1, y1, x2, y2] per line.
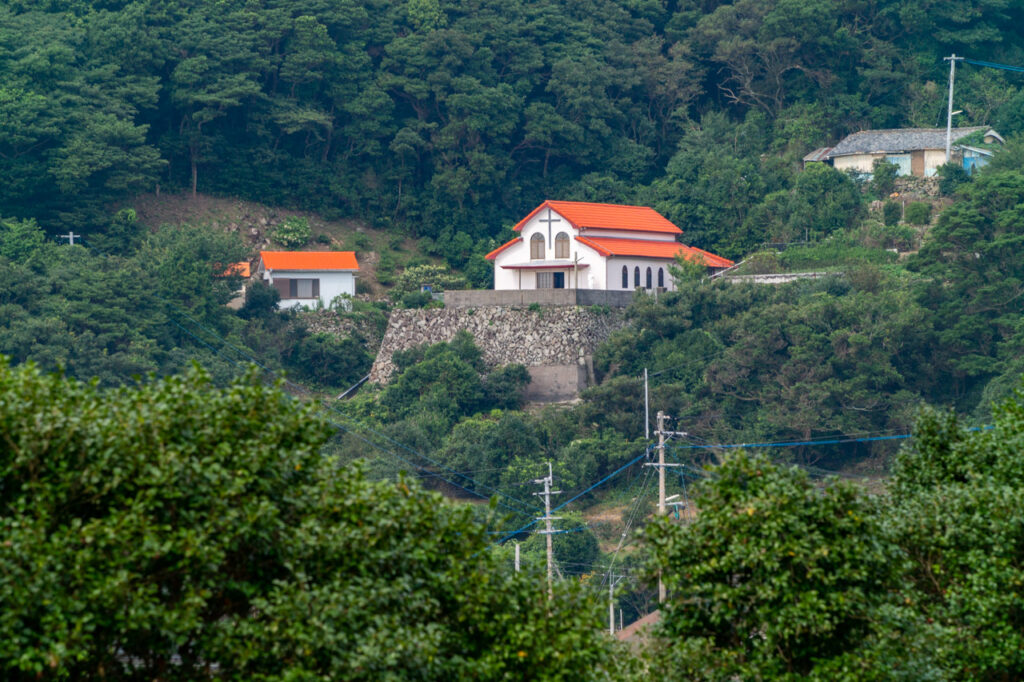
[646, 384, 1024, 680]
[0, 216, 372, 389]
[0, 362, 624, 680]
[6, 0, 1024, 263]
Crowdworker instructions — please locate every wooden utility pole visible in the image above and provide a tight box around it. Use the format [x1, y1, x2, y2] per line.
[533, 462, 561, 599]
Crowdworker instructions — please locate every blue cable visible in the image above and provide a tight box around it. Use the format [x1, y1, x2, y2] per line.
[963, 58, 1024, 74]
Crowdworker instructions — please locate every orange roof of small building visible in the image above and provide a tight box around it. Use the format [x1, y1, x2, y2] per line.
[218, 261, 251, 277]
[259, 251, 359, 271]
[484, 237, 522, 260]
[575, 236, 734, 268]
[513, 200, 683, 235]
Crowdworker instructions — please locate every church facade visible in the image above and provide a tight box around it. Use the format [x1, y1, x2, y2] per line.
[485, 200, 733, 292]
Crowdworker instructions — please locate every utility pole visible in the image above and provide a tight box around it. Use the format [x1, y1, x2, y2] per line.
[657, 411, 667, 603]
[59, 231, 81, 246]
[644, 411, 687, 604]
[945, 53, 964, 162]
[608, 575, 624, 635]
[514, 542, 520, 573]
[533, 462, 561, 599]
[644, 368, 650, 440]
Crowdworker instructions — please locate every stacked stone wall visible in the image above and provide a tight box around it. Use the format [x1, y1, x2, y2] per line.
[368, 306, 627, 399]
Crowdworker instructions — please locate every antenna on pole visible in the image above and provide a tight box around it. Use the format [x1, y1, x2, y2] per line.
[944, 53, 964, 163]
[533, 462, 561, 600]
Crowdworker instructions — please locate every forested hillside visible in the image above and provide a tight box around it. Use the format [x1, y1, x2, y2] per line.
[5, 0, 1024, 263]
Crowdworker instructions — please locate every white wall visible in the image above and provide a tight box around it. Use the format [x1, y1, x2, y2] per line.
[264, 269, 356, 309]
[924, 149, 947, 176]
[579, 228, 676, 242]
[606, 258, 676, 292]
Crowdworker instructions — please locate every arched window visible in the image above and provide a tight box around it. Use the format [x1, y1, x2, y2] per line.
[555, 232, 570, 258]
[633, 267, 640, 288]
[645, 267, 652, 289]
[530, 233, 545, 260]
[657, 267, 664, 288]
[621, 265, 628, 289]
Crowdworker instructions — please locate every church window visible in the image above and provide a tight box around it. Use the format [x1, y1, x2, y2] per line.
[537, 272, 553, 288]
[645, 267, 652, 289]
[621, 265, 628, 289]
[530, 233, 545, 260]
[658, 267, 664, 288]
[555, 232, 570, 258]
[633, 267, 640, 288]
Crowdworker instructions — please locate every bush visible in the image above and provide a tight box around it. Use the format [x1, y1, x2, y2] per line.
[882, 200, 901, 226]
[272, 216, 311, 247]
[239, 279, 281, 319]
[871, 158, 899, 197]
[392, 263, 468, 295]
[400, 290, 434, 308]
[284, 332, 372, 387]
[315, 233, 331, 245]
[937, 162, 971, 195]
[904, 201, 932, 225]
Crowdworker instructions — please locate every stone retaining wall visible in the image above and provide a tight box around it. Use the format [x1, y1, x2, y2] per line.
[369, 305, 627, 401]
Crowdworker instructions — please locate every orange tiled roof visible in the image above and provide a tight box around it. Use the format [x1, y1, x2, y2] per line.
[484, 237, 522, 260]
[575, 236, 734, 268]
[513, 200, 682, 235]
[260, 251, 359, 271]
[218, 261, 251, 277]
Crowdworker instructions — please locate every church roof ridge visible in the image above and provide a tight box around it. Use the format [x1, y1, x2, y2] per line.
[512, 200, 683, 235]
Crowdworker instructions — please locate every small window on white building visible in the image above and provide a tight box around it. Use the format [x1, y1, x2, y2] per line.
[555, 232, 570, 258]
[658, 267, 665, 288]
[537, 272, 554, 289]
[645, 267, 652, 289]
[288, 278, 319, 299]
[621, 265, 628, 289]
[531, 233, 545, 260]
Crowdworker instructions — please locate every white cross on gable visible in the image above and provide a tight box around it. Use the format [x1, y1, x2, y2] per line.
[538, 208, 562, 242]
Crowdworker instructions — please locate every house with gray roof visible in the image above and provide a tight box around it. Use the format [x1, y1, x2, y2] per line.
[803, 127, 1004, 178]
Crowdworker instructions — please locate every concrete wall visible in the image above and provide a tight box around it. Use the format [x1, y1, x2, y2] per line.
[443, 289, 635, 308]
[369, 305, 627, 402]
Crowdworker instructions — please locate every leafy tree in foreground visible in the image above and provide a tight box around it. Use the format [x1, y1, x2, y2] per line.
[644, 452, 899, 680]
[886, 396, 1024, 680]
[0, 362, 623, 680]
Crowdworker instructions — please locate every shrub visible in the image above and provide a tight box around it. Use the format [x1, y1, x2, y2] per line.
[871, 158, 899, 197]
[315, 233, 331, 245]
[937, 162, 971, 195]
[904, 201, 932, 225]
[272, 216, 311, 247]
[882, 200, 901, 226]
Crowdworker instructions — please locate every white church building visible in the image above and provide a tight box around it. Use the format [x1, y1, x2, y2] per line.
[485, 200, 733, 291]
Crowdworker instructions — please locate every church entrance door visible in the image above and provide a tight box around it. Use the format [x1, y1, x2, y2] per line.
[553, 272, 565, 289]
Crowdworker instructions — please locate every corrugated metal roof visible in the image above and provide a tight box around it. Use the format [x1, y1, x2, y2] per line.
[260, 251, 359, 271]
[513, 200, 683, 234]
[827, 127, 987, 157]
[803, 146, 833, 162]
[576, 236, 734, 267]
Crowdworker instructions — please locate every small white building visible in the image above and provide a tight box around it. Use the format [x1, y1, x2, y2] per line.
[485, 200, 732, 291]
[257, 251, 359, 309]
